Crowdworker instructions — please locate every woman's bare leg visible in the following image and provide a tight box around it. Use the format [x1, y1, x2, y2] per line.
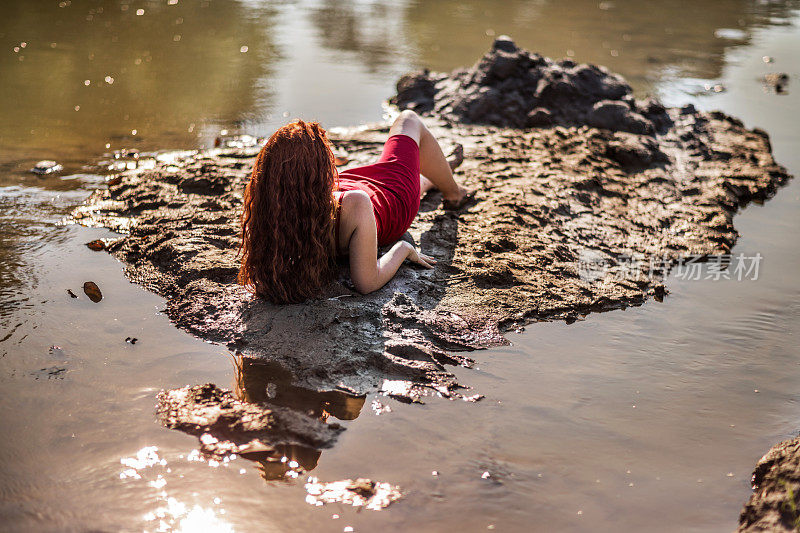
[420, 175, 435, 196]
[388, 110, 468, 204]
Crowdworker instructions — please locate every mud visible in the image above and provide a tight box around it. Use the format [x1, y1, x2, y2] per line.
[389, 35, 671, 134]
[72, 39, 790, 475]
[738, 436, 800, 532]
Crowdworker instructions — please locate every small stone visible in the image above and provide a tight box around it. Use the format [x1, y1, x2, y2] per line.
[492, 35, 517, 53]
[31, 160, 63, 175]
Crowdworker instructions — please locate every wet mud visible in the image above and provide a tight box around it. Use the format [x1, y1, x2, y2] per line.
[72, 39, 790, 485]
[738, 436, 800, 532]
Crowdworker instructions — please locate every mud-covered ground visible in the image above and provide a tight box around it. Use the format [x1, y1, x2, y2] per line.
[71, 39, 790, 502]
[738, 436, 800, 532]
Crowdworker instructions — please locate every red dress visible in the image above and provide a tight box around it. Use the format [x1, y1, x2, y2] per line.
[336, 134, 421, 246]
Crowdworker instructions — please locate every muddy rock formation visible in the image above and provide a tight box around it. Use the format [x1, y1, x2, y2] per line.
[390, 35, 671, 134]
[73, 39, 789, 470]
[738, 436, 800, 532]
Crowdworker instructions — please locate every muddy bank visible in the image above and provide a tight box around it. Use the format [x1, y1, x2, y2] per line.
[739, 436, 800, 532]
[72, 39, 789, 470]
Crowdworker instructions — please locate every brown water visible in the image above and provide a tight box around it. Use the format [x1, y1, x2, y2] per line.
[1, 1, 800, 531]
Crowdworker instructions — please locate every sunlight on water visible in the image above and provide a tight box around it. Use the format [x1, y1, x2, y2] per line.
[120, 447, 235, 532]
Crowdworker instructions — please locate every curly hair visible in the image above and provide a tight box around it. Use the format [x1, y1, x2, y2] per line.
[239, 120, 339, 303]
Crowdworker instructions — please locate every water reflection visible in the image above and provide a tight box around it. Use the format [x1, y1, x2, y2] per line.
[3, 0, 797, 175]
[310, 0, 411, 72]
[0, 0, 279, 169]
[232, 356, 365, 481]
[403, 0, 800, 92]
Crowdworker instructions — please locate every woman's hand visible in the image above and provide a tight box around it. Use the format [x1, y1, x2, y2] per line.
[405, 242, 437, 269]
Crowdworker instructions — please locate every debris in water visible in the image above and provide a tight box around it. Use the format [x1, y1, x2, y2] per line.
[86, 239, 106, 251]
[304, 477, 402, 510]
[30, 160, 63, 175]
[66, 289, 78, 298]
[763, 73, 789, 94]
[83, 281, 103, 302]
[48, 345, 64, 358]
[125, 337, 138, 344]
[704, 83, 726, 93]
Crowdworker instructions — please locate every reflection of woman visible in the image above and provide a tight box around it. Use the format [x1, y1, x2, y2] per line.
[239, 110, 469, 303]
[232, 356, 366, 481]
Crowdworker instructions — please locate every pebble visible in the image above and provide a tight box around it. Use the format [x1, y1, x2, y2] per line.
[31, 160, 63, 175]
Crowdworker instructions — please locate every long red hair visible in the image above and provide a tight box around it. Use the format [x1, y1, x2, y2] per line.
[239, 120, 339, 303]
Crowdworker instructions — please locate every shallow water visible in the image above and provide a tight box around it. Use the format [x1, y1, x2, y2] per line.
[1, 1, 800, 531]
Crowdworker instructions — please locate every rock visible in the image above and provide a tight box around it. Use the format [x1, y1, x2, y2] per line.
[82, 281, 102, 303]
[390, 38, 669, 134]
[30, 160, 63, 175]
[492, 35, 518, 53]
[86, 239, 106, 251]
[606, 133, 668, 170]
[392, 70, 439, 114]
[527, 107, 553, 127]
[587, 100, 654, 135]
[738, 436, 800, 532]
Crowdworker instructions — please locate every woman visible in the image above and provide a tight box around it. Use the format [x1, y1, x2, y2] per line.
[239, 110, 469, 303]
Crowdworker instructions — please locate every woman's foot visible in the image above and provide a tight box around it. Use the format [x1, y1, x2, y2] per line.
[442, 185, 474, 211]
[447, 143, 464, 171]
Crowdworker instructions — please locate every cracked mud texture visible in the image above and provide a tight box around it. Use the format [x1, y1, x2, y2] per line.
[738, 436, 800, 532]
[72, 39, 790, 478]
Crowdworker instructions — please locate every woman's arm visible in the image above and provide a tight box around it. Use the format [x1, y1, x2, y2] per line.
[343, 190, 435, 294]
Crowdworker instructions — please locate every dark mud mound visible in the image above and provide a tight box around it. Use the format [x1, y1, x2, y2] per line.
[73, 39, 790, 475]
[390, 35, 671, 134]
[738, 436, 800, 532]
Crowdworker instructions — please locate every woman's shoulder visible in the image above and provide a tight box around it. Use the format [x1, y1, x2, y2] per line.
[337, 189, 374, 236]
[338, 189, 371, 214]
